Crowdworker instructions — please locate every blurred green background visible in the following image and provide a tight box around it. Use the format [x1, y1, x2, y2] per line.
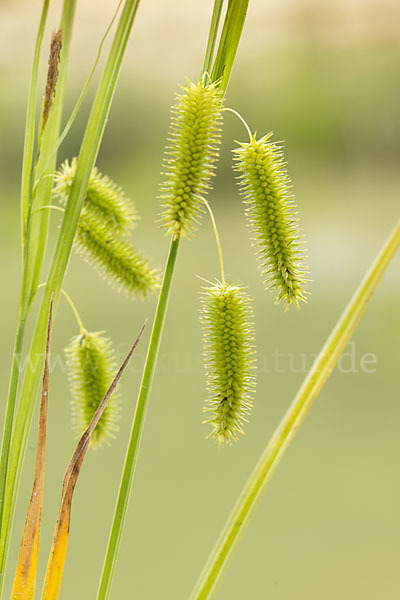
[1, 0, 399, 598]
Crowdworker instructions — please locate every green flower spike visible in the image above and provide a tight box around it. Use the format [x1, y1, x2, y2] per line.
[234, 133, 308, 308]
[201, 281, 256, 445]
[159, 79, 224, 239]
[54, 158, 138, 233]
[76, 211, 160, 298]
[66, 331, 120, 448]
[53, 160, 160, 297]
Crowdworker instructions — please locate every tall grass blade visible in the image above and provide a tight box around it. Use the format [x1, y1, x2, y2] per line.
[11, 299, 53, 600]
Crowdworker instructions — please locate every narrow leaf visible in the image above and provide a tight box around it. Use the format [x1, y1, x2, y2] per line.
[41, 323, 145, 600]
[11, 298, 53, 600]
[203, 0, 224, 76]
[211, 0, 249, 90]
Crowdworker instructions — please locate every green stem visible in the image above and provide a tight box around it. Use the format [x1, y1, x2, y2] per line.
[211, 0, 249, 91]
[202, 198, 226, 286]
[0, 0, 142, 589]
[0, 0, 50, 531]
[0, 320, 26, 543]
[189, 219, 400, 599]
[20, 0, 50, 249]
[32, 0, 125, 191]
[21, 0, 76, 313]
[97, 237, 180, 600]
[223, 107, 252, 141]
[61, 289, 85, 332]
[203, 0, 224, 76]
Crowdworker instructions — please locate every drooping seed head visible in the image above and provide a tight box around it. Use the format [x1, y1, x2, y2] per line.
[54, 158, 138, 233]
[159, 79, 224, 239]
[66, 331, 120, 448]
[201, 281, 256, 445]
[234, 133, 308, 308]
[75, 211, 160, 298]
[53, 160, 159, 297]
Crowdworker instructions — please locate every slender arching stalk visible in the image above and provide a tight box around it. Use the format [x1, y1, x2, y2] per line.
[189, 219, 400, 599]
[202, 198, 226, 286]
[223, 107, 252, 141]
[0, 0, 143, 589]
[61, 289, 86, 332]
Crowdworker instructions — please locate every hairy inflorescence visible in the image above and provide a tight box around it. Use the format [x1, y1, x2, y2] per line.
[53, 160, 159, 298]
[159, 79, 224, 239]
[234, 133, 308, 308]
[66, 331, 120, 448]
[201, 281, 256, 445]
[76, 211, 159, 297]
[54, 158, 138, 232]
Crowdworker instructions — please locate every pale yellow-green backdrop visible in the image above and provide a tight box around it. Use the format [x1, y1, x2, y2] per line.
[0, 0, 399, 598]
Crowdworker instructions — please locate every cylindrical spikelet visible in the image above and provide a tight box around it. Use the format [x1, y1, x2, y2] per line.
[200, 282, 256, 445]
[53, 160, 159, 297]
[76, 211, 160, 298]
[66, 331, 119, 448]
[234, 133, 308, 308]
[159, 79, 224, 239]
[54, 158, 138, 233]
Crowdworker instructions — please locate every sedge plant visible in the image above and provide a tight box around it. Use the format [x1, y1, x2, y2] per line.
[0, 0, 399, 598]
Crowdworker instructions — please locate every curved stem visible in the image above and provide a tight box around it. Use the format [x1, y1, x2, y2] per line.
[31, 205, 65, 215]
[97, 236, 180, 600]
[61, 289, 85, 332]
[37, 284, 84, 331]
[190, 219, 400, 599]
[223, 107, 252, 142]
[202, 198, 226, 285]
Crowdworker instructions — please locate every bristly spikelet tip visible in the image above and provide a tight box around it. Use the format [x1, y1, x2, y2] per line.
[159, 79, 224, 239]
[234, 132, 309, 309]
[53, 158, 139, 233]
[201, 281, 256, 445]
